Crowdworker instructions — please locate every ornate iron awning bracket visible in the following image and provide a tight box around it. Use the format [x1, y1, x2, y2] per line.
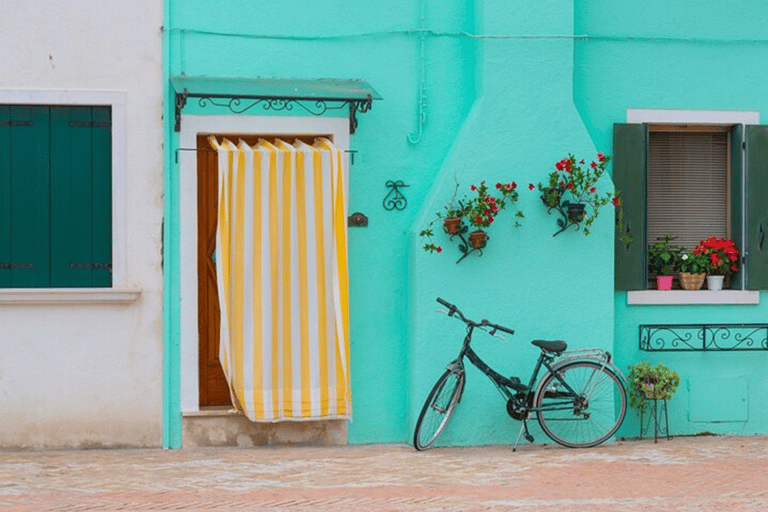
[174, 88, 373, 134]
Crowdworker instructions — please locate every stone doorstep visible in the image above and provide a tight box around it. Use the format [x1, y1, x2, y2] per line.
[181, 414, 348, 448]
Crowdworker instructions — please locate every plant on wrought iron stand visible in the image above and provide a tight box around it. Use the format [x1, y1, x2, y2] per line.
[627, 360, 680, 442]
[529, 152, 618, 236]
[420, 179, 524, 262]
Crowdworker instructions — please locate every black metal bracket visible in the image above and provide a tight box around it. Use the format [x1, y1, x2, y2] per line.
[383, 180, 408, 211]
[548, 199, 584, 237]
[639, 324, 768, 351]
[445, 225, 484, 264]
[174, 88, 373, 134]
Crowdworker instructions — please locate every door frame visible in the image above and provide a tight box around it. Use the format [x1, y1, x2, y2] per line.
[178, 114, 350, 414]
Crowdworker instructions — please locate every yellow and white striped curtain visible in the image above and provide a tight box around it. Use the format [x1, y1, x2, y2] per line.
[210, 136, 351, 421]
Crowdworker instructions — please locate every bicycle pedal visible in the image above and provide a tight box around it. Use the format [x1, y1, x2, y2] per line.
[524, 433, 534, 443]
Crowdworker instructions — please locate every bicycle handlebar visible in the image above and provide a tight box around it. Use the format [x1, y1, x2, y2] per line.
[435, 297, 515, 336]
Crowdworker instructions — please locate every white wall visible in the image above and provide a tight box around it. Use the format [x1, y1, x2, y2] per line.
[0, 1, 164, 448]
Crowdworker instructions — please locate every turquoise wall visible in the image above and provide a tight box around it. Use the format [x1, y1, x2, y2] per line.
[165, 0, 768, 447]
[575, 0, 768, 438]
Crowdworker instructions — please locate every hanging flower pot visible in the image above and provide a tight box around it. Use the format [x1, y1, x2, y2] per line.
[656, 275, 673, 290]
[443, 216, 463, 235]
[566, 202, 586, 223]
[707, 275, 725, 291]
[679, 272, 706, 291]
[468, 230, 488, 249]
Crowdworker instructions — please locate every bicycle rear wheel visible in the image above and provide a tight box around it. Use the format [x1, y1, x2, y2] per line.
[535, 360, 627, 448]
[413, 368, 465, 451]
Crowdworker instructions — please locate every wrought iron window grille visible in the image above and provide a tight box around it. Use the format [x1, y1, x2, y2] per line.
[639, 324, 768, 351]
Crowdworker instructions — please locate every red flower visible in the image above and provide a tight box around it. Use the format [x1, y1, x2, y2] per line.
[528, 183, 535, 190]
[495, 183, 502, 189]
[612, 196, 619, 206]
[590, 187, 596, 193]
[436, 247, 442, 253]
[471, 185, 477, 191]
[555, 161, 564, 171]
[508, 182, 516, 190]
[566, 183, 573, 190]
[597, 151, 605, 161]
[487, 216, 494, 224]
[559, 180, 565, 187]
[590, 161, 598, 169]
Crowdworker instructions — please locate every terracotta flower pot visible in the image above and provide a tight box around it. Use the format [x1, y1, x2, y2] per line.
[679, 272, 706, 291]
[443, 216, 462, 235]
[468, 230, 488, 249]
[656, 275, 673, 290]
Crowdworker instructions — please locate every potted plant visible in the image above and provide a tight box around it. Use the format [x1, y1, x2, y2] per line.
[627, 361, 680, 409]
[647, 234, 683, 290]
[678, 252, 709, 290]
[464, 180, 523, 248]
[693, 237, 740, 291]
[528, 151, 619, 236]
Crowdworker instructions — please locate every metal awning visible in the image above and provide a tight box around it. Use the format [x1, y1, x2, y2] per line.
[170, 75, 381, 133]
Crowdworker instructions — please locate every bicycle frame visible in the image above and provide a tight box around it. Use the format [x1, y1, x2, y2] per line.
[451, 324, 607, 416]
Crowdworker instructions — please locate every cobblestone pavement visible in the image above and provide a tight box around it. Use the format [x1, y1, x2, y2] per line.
[1, 435, 768, 511]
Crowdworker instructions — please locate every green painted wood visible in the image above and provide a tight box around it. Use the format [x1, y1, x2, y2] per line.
[51, 106, 93, 287]
[730, 124, 744, 290]
[10, 106, 50, 287]
[50, 106, 112, 287]
[91, 106, 112, 287]
[0, 106, 10, 287]
[613, 123, 647, 290]
[745, 125, 768, 290]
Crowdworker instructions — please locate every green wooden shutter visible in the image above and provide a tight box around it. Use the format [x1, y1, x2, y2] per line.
[613, 123, 647, 290]
[745, 125, 768, 290]
[730, 124, 745, 290]
[91, 106, 112, 287]
[0, 106, 10, 287]
[50, 106, 112, 287]
[9, 106, 51, 287]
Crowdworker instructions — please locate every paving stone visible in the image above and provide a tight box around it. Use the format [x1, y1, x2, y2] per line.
[1, 436, 767, 510]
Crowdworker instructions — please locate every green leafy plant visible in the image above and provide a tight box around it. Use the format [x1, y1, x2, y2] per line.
[420, 178, 467, 253]
[528, 152, 619, 235]
[627, 361, 680, 408]
[648, 234, 684, 276]
[679, 252, 709, 274]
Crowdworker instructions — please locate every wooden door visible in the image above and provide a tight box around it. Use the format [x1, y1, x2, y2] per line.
[197, 134, 230, 406]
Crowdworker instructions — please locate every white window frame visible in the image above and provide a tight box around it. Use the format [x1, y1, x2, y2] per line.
[625, 108, 760, 305]
[178, 114, 350, 414]
[0, 89, 137, 303]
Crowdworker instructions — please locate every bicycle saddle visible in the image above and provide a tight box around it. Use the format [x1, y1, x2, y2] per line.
[531, 339, 567, 354]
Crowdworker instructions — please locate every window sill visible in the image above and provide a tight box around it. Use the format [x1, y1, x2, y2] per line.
[627, 290, 759, 305]
[0, 288, 142, 305]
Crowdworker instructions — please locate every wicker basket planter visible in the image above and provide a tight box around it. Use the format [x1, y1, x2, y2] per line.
[679, 272, 706, 291]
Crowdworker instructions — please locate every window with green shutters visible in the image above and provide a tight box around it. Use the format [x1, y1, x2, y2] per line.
[614, 123, 768, 291]
[0, 105, 112, 288]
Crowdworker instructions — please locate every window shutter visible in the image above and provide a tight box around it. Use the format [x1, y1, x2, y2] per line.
[745, 125, 768, 290]
[730, 124, 744, 290]
[50, 106, 112, 287]
[614, 123, 648, 290]
[0, 106, 9, 287]
[8, 106, 50, 287]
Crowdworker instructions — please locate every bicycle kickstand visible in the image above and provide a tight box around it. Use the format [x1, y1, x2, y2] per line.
[513, 417, 535, 452]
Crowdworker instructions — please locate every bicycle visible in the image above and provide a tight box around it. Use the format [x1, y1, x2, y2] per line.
[413, 297, 627, 451]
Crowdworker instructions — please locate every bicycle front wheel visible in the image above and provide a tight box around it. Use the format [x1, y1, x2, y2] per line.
[413, 368, 465, 451]
[535, 360, 627, 448]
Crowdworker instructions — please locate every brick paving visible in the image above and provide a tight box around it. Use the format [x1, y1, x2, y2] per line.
[1, 435, 768, 511]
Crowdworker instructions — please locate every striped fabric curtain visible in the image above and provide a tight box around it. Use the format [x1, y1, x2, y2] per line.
[210, 136, 350, 421]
